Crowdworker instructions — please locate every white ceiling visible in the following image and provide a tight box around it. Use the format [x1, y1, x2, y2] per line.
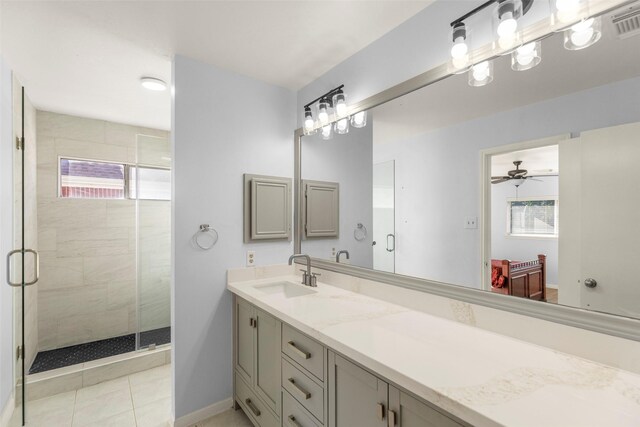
[373, 19, 640, 145]
[0, 0, 433, 130]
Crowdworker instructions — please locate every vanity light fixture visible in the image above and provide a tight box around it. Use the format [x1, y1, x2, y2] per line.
[333, 89, 348, 118]
[317, 98, 331, 125]
[140, 77, 167, 91]
[511, 40, 542, 71]
[469, 61, 494, 87]
[494, 0, 523, 50]
[303, 106, 315, 135]
[302, 84, 365, 138]
[553, 0, 582, 24]
[450, 22, 470, 70]
[564, 16, 602, 50]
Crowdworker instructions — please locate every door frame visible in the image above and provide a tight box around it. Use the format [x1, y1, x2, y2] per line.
[479, 134, 569, 292]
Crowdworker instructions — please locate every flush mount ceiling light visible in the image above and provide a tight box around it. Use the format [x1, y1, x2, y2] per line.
[140, 77, 167, 91]
[511, 40, 542, 71]
[564, 16, 602, 50]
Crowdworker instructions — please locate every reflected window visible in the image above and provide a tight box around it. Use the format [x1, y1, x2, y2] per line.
[128, 166, 171, 201]
[59, 158, 125, 199]
[508, 198, 558, 237]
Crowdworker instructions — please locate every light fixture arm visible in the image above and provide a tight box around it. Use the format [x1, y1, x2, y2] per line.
[450, 0, 533, 28]
[303, 84, 345, 109]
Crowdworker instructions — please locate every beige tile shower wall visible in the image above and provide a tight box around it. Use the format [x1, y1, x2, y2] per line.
[36, 111, 169, 350]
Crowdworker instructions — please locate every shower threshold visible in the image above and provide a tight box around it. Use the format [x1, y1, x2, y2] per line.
[29, 326, 170, 374]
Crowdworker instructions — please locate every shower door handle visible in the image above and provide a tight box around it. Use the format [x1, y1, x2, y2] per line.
[386, 234, 395, 252]
[24, 249, 39, 286]
[5, 249, 39, 287]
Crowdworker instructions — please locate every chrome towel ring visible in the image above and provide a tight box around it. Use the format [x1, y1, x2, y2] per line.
[194, 224, 218, 250]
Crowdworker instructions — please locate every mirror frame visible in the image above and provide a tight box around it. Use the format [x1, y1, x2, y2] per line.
[293, 0, 640, 342]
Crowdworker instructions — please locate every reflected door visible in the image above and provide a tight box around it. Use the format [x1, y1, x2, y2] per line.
[559, 122, 640, 318]
[373, 161, 395, 273]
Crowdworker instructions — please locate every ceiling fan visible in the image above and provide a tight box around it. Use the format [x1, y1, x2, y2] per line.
[491, 160, 555, 187]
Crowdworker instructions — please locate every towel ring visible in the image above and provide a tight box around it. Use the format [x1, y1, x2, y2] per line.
[194, 224, 218, 250]
[354, 223, 367, 242]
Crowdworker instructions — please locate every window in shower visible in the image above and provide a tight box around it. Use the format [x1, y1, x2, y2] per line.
[59, 158, 125, 199]
[128, 166, 171, 200]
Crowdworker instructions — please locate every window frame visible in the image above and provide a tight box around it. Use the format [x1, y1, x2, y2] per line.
[58, 156, 170, 201]
[505, 196, 559, 239]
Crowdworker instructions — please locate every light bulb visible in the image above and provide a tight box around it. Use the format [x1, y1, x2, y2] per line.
[497, 12, 518, 37]
[333, 90, 347, 118]
[511, 41, 541, 71]
[570, 18, 594, 47]
[335, 118, 349, 134]
[335, 102, 347, 117]
[472, 62, 489, 81]
[321, 124, 332, 140]
[304, 117, 314, 130]
[451, 37, 468, 59]
[555, 0, 580, 23]
[318, 109, 328, 124]
[351, 111, 367, 128]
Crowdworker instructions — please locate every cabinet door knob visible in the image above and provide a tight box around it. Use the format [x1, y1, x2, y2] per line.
[584, 278, 597, 288]
[376, 403, 385, 420]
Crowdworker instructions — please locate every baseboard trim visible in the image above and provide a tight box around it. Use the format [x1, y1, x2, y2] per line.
[173, 397, 233, 427]
[0, 392, 15, 427]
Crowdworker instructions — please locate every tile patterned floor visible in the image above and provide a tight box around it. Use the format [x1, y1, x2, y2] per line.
[9, 364, 252, 427]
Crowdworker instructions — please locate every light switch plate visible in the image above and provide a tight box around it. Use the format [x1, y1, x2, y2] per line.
[246, 251, 256, 267]
[464, 217, 478, 229]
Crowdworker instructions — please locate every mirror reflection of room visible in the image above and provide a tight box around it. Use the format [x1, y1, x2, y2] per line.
[300, 15, 640, 320]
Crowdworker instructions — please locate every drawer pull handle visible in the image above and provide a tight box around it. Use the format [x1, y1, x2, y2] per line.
[388, 409, 397, 426]
[288, 378, 311, 400]
[288, 415, 303, 427]
[287, 341, 311, 360]
[376, 403, 385, 421]
[245, 398, 261, 417]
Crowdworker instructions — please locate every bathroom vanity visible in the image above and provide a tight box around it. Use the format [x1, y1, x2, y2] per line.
[228, 266, 640, 427]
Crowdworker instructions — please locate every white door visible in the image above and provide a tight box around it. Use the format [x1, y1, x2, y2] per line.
[559, 122, 640, 318]
[373, 161, 395, 273]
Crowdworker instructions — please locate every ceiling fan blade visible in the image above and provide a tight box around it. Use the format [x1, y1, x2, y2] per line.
[491, 178, 510, 184]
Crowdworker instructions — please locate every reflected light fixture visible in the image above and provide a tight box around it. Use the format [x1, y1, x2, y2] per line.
[564, 17, 602, 50]
[511, 40, 541, 71]
[350, 111, 367, 128]
[335, 117, 349, 135]
[321, 124, 333, 140]
[140, 77, 167, 91]
[469, 61, 494, 87]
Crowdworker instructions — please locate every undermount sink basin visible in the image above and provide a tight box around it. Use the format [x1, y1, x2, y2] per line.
[253, 281, 317, 298]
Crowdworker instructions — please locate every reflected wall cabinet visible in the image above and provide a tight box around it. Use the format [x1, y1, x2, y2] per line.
[302, 180, 339, 239]
[244, 174, 292, 243]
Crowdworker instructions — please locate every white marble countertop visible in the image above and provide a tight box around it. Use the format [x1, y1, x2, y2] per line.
[227, 273, 640, 427]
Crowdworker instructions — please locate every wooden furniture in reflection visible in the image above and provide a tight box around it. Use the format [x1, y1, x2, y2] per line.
[491, 254, 546, 301]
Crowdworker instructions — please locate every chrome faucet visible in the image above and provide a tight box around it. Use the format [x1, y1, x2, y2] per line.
[288, 254, 319, 287]
[335, 250, 350, 263]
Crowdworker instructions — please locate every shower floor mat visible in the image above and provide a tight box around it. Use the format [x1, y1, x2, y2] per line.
[28, 326, 171, 374]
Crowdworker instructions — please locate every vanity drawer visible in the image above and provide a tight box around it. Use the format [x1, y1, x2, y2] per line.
[235, 374, 279, 427]
[283, 390, 322, 427]
[282, 324, 325, 381]
[282, 358, 325, 423]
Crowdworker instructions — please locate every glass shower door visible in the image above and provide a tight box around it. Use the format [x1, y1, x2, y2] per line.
[134, 134, 171, 349]
[373, 160, 396, 273]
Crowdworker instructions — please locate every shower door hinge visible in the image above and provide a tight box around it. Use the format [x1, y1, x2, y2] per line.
[16, 345, 23, 360]
[16, 137, 24, 150]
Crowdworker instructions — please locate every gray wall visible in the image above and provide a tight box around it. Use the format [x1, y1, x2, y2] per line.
[372, 76, 640, 289]
[301, 125, 374, 268]
[491, 176, 559, 285]
[0, 55, 14, 415]
[172, 55, 295, 419]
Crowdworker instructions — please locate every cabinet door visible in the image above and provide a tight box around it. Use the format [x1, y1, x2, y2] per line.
[328, 352, 387, 427]
[255, 307, 281, 415]
[388, 386, 463, 427]
[235, 298, 254, 386]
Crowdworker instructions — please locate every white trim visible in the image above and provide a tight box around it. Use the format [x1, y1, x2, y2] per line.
[173, 397, 234, 427]
[0, 392, 15, 427]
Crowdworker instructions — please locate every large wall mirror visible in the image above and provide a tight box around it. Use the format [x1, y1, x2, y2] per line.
[297, 2, 640, 332]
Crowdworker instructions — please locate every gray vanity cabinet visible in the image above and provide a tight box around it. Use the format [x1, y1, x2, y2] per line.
[234, 297, 281, 425]
[328, 352, 388, 427]
[388, 386, 464, 427]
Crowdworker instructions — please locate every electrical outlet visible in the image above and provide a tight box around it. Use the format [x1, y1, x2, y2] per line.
[464, 217, 478, 229]
[246, 251, 256, 267]
[331, 247, 336, 257]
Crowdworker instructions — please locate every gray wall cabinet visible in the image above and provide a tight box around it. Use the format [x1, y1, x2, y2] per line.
[234, 297, 282, 426]
[244, 174, 292, 243]
[234, 296, 467, 427]
[302, 180, 339, 238]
